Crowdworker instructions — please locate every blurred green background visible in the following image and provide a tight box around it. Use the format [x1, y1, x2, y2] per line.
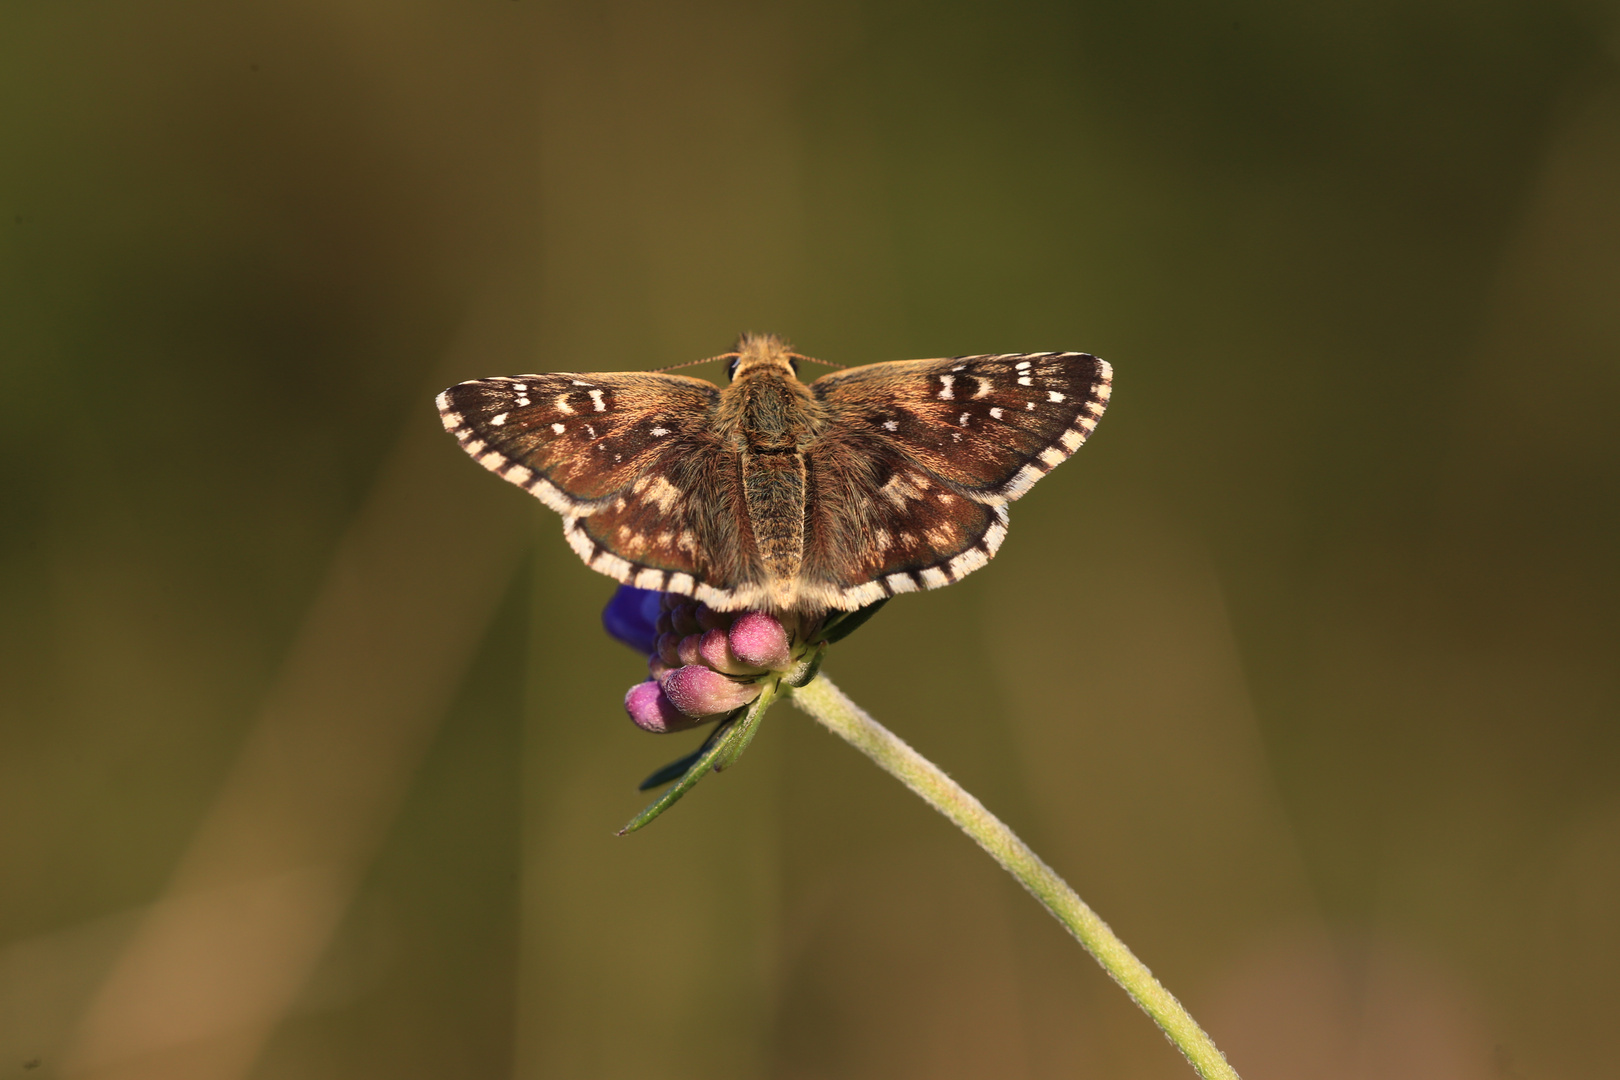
[3, 2, 1618, 1078]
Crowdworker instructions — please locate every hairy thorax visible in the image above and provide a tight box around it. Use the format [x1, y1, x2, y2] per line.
[713, 360, 826, 601]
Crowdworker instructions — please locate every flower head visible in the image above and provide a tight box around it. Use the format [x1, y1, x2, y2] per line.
[615, 589, 812, 733]
[603, 585, 887, 832]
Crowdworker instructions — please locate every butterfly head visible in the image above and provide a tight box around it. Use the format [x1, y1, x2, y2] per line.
[728, 332, 800, 382]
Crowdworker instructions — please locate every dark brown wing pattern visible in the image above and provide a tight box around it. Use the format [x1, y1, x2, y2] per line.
[802, 352, 1112, 608]
[812, 352, 1112, 499]
[437, 372, 765, 604]
[797, 430, 1011, 610]
[441, 350, 1112, 614]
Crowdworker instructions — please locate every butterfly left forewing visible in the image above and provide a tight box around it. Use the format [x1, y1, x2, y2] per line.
[437, 371, 719, 508]
[438, 371, 766, 602]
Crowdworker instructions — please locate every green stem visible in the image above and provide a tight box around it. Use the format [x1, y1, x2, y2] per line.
[788, 674, 1241, 1080]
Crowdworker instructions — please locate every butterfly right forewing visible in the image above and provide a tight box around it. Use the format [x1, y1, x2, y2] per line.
[810, 352, 1112, 501]
[796, 351, 1112, 609]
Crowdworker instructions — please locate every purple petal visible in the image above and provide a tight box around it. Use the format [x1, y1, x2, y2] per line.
[661, 664, 763, 718]
[624, 680, 705, 733]
[729, 611, 792, 670]
[602, 586, 664, 655]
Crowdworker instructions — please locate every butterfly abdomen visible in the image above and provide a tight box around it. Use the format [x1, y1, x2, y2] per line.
[741, 450, 808, 589]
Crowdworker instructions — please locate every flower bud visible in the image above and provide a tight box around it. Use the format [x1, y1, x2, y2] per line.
[661, 664, 763, 718]
[624, 680, 704, 733]
[671, 602, 702, 637]
[728, 611, 792, 670]
[697, 627, 766, 675]
[656, 632, 682, 667]
[695, 603, 730, 632]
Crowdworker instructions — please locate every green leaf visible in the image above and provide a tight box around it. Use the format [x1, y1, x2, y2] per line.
[713, 680, 779, 771]
[618, 683, 779, 835]
[635, 716, 737, 791]
[618, 727, 736, 834]
[783, 644, 826, 688]
[815, 597, 889, 645]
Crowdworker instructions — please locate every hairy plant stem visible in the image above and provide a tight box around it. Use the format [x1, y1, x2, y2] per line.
[788, 674, 1241, 1080]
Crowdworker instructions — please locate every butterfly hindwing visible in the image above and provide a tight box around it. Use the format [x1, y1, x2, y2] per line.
[810, 352, 1112, 502]
[800, 432, 1010, 609]
[568, 444, 767, 605]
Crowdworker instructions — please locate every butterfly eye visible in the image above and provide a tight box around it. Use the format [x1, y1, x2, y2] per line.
[726, 357, 740, 381]
[788, 358, 800, 375]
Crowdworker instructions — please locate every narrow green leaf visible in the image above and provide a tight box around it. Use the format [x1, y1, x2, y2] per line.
[618, 683, 782, 834]
[815, 597, 889, 645]
[618, 720, 741, 835]
[713, 680, 779, 771]
[635, 715, 737, 791]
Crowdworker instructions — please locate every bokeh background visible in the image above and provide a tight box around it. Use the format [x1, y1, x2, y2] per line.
[4, 2, 1618, 1078]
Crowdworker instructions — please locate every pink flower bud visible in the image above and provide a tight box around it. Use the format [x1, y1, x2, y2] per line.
[661, 664, 763, 718]
[625, 680, 704, 733]
[677, 633, 703, 666]
[728, 611, 792, 670]
[697, 628, 731, 671]
[656, 632, 682, 667]
[695, 603, 730, 632]
[696, 627, 765, 674]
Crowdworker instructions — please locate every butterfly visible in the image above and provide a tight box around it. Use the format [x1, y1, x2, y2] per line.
[437, 334, 1111, 614]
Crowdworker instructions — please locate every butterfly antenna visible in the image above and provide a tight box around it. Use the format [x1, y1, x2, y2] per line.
[788, 351, 847, 370]
[655, 351, 740, 373]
